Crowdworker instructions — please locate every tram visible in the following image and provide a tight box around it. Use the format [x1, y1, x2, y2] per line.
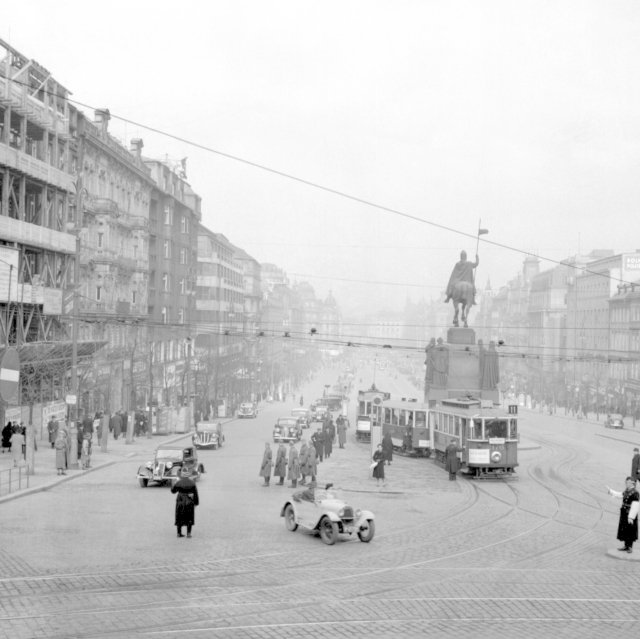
[355, 385, 390, 441]
[379, 399, 431, 457]
[430, 397, 518, 478]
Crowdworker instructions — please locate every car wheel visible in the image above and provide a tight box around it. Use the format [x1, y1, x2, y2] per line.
[139, 478, 148, 488]
[284, 504, 298, 531]
[318, 517, 338, 545]
[358, 519, 375, 543]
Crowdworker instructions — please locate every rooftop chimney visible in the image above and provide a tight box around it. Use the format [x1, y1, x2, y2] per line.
[130, 138, 144, 158]
[94, 108, 111, 135]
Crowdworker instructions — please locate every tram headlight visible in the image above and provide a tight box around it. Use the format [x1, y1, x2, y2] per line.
[491, 451, 502, 463]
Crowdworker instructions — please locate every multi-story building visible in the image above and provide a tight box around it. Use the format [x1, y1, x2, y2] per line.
[69, 108, 153, 415]
[0, 39, 105, 424]
[145, 158, 200, 413]
[567, 250, 639, 414]
[233, 246, 262, 400]
[195, 227, 245, 415]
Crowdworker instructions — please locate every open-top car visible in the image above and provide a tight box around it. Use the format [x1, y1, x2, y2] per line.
[605, 413, 625, 429]
[280, 483, 375, 545]
[273, 417, 302, 443]
[237, 402, 258, 418]
[193, 421, 224, 449]
[291, 407, 311, 429]
[137, 445, 204, 488]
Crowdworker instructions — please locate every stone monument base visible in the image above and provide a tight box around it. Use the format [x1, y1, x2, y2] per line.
[426, 327, 499, 405]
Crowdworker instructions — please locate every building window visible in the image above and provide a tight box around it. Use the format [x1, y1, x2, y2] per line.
[179, 278, 185, 294]
[162, 273, 170, 292]
[96, 286, 102, 301]
[163, 204, 172, 225]
[180, 248, 187, 265]
[97, 232, 103, 248]
[161, 307, 168, 324]
[178, 308, 184, 324]
[163, 240, 171, 259]
[132, 290, 137, 304]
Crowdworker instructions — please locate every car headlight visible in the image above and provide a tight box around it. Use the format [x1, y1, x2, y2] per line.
[166, 462, 173, 469]
[145, 461, 153, 470]
[355, 508, 362, 518]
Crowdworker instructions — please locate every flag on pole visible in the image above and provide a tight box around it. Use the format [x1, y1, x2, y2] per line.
[478, 228, 489, 235]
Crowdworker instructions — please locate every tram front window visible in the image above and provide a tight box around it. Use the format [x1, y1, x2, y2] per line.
[486, 419, 507, 438]
[471, 418, 483, 439]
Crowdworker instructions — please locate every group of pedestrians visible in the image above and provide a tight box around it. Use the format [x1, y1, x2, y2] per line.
[260, 414, 350, 488]
[2, 421, 28, 467]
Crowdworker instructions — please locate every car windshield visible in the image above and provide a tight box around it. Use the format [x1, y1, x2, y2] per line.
[278, 419, 297, 426]
[156, 449, 182, 460]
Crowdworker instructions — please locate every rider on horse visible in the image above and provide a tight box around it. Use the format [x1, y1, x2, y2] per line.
[444, 250, 479, 306]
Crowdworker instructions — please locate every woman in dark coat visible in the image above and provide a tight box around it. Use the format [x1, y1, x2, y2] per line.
[609, 477, 639, 553]
[372, 443, 385, 485]
[2, 421, 12, 452]
[381, 433, 393, 464]
[171, 466, 199, 538]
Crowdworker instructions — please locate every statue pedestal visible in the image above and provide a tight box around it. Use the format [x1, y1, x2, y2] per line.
[447, 327, 476, 345]
[426, 328, 499, 405]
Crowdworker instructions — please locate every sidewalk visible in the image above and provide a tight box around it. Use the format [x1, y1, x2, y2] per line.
[0, 430, 192, 504]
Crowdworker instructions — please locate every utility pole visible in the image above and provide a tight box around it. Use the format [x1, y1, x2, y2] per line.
[68, 152, 83, 470]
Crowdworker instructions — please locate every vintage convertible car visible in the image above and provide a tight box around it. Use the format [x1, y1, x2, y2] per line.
[273, 417, 302, 443]
[238, 402, 258, 418]
[136, 444, 204, 487]
[193, 421, 224, 449]
[280, 483, 375, 545]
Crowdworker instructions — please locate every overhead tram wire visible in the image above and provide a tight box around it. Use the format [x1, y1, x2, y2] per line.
[6, 75, 637, 291]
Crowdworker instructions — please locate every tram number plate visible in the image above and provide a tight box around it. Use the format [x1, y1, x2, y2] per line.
[469, 449, 490, 464]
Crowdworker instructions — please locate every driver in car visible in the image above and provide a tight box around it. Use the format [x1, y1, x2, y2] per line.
[293, 480, 316, 502]
[293, 481, 334, 503]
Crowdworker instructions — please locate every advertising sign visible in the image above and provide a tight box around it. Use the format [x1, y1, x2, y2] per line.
[469, 448, 490, 464]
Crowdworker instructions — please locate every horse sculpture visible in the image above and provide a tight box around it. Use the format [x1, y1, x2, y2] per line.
[450, 281, 474, 328]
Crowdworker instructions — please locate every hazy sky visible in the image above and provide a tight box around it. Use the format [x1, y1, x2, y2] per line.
[5, 1, 640, 314]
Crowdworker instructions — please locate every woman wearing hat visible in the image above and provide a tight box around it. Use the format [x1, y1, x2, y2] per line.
[171, 466, 199, 538]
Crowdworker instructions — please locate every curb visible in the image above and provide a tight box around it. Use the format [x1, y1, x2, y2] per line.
[0, 431, 195, 505]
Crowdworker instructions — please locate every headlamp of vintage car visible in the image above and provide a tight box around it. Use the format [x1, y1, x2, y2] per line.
[355, 508, 362, 519]
[165, 461, 173, 469]
[145, 461, 153, 470]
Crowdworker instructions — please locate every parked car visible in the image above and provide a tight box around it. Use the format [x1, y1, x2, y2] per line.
[291, 408, 311, 429]
[280, 483, 375, 545]
[193, 421, 224, 449]
[136, 445, 204, 487]
[273, 417, 302, 443]
[605, 413, 625, 429]
[238, 402, 258, 418]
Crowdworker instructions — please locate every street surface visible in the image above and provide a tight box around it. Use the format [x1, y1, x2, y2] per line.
[1, 363, 640, 638]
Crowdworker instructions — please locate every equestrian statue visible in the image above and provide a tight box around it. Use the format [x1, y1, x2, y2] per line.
[444, 250, 478, 328]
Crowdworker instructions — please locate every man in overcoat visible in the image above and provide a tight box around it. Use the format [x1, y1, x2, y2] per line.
[274, 442, 287, 485]
[171, 465, 199, 538]
[445, 441, 464, 480]
[287, 441, 300, 488]
[259, 442, 273, 486]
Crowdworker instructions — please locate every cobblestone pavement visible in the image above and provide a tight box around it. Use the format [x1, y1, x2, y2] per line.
[1, 391, 640, 638]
